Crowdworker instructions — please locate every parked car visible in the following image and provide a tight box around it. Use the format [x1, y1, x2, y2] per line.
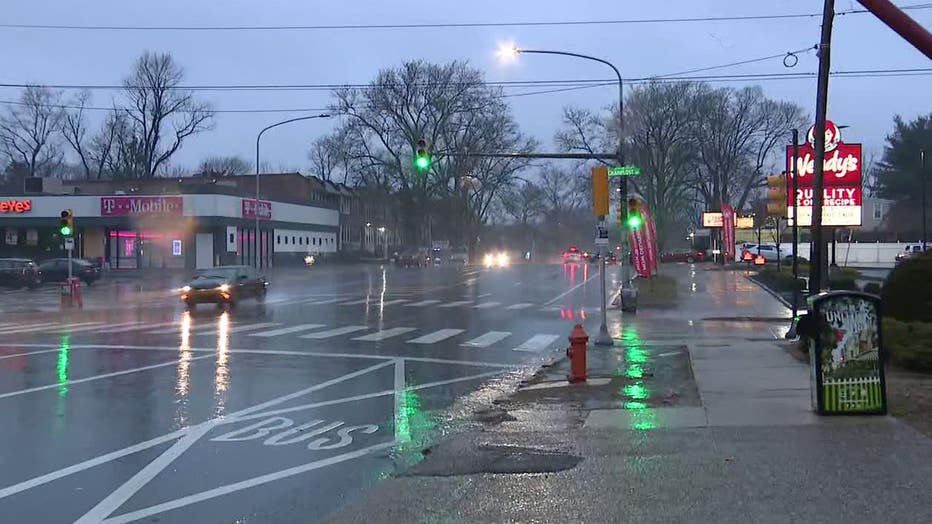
[0, 258, 42, 289]
[39, 258, 100, 285]
[661, 249, 706, 263]
[736, 244, 788, 263]
[895, 244, 929, 264]
[395, 248, 430, 267]
[180, 265, 268, 309]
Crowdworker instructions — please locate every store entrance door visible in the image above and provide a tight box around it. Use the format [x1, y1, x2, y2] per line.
[195, 233, 213, 269]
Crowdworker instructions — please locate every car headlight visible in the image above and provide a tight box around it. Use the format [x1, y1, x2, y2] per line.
[218, 283, 230, 292]
[496, 252, 509, 267]
[483, 253, 495, 267]
[181, 285, 191, 293]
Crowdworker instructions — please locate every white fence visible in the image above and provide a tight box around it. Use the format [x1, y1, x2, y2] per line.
[738, 242, 919, 268]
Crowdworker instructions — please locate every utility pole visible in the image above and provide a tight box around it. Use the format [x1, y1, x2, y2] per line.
[791, 129, 800, 317]
[923, 149, 928, 253]
[810, 0, 835, 295]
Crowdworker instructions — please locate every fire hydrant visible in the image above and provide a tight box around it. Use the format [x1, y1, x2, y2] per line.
[567, 323, 588, 383]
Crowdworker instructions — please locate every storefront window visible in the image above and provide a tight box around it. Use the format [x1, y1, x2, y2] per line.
[108, 230, 184, 269]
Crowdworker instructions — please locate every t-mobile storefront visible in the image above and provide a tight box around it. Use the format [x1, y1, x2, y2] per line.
[0, 194, 338, 269]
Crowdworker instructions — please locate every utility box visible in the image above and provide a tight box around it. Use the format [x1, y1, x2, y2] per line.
[803, 291, 887, 415]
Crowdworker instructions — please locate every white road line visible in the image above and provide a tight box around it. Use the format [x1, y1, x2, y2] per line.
[338, 298, 369, 305]
[0, 355, 213, 400]
[0, 322, 103, 335]
[404, 300, 440, 307]
[67, 321, 147, 334]
[542, 270, 599, 305]
[300, 298, 343, 305]
[438, 300, 472, 308]
[473, 301, 501, 309]
[512, 334, 561, 352]
[505, 303, 534, 310]
[197, 322, 281, 335]
[0, 348, 63, 360]
[92, 321, 177, 334]
[407, 329, 464, 344]
[379, 299, 408, 306]
[0, 322, 61, 334]
[476, 293, 492, 299]
[299, 325, 368, 339]
[353, 327, 416, 341]
[461, 331, 511, 348]
[248, 323, 325, 337]
[539, 306, 563, 312]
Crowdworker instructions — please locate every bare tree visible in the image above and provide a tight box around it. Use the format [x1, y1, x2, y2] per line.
[500, 180, 544, 226]
[197, 155, 250, 176]
[62, 90, 94, 179]
[0, 85, 66, 177]
[121, 51, 213, 177]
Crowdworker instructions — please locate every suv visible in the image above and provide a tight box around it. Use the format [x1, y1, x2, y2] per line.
[895, 244, 929, 264]
[737, 244, 787, 263]
[0, 258, 41, 289]
[395, 248, 430, 268]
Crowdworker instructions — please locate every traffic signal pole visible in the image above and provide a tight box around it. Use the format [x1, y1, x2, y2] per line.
[791, 129, 800, 319]
[809, 0, 835, 296]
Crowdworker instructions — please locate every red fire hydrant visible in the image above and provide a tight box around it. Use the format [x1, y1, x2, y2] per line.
[567, 324, 588, 383]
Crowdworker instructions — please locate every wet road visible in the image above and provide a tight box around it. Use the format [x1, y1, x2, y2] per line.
[0, 262, 608, 523]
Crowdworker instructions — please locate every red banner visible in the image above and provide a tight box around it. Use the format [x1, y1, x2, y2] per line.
[629, 226, 650, 277]
[100, 196, 183, 216]
[643, 204, 659, 274]
[242, 198, 272, 220]
[721, 203, 736, 261]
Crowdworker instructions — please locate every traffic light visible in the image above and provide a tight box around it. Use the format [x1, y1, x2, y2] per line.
[59, 209, 74, 237]
[591, 166, 609, 216]
[414, 139, 431, 172]
[766, 174, 788, 217]
[627, 198, 643, 229]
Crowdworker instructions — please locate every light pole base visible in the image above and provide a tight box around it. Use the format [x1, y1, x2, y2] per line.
[594, 324, 613, 346]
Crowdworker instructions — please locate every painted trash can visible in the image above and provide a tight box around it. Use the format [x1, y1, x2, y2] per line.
[804, 291, 887, 415]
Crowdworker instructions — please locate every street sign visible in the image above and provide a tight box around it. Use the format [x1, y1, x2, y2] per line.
[609, 166, 641, 177]
[64, 238, 74, 250]
[595, 226, 609, 246]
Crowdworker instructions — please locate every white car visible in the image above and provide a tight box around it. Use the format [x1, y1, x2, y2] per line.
[737, 244, 788, 263]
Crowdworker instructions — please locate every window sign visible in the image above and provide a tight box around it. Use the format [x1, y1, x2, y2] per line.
[172, 239, 183, 256]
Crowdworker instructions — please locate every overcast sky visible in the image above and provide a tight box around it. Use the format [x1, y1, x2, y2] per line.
[2, 0, 931, 175]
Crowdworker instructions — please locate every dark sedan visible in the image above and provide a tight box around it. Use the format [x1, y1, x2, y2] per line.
[181, 265, 268, 309]
[38, 258, 100, 285]
[660, 249, 705, 263]
[0, 258, 42, 289]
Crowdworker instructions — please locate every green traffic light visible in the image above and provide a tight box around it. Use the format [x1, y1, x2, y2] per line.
[414, 154, 431, 171]
[60, 225, 72, 236]
[627, 215, 643, 229]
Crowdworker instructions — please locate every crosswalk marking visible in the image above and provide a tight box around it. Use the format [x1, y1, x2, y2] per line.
[505, 303, 534, 310]
[473, 302, 501, 309]
[438, 300, 472, 308]
[0, 322, 103, 335]
[66, 321, 142, 333]
[92, 321, 178, 334]
[407, 329, 465, 344]
[352, 327, 417, 342]
[512, 334, 561, 352]
[461, 331, 511, 348]
[300, 325, 368, 339]
[404, 300, 440, 307]
[249, 323, 325, 337]
[339, 298, 370, 305]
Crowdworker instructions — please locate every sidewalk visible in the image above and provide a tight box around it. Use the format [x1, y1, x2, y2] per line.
[326, 265, 932, 523]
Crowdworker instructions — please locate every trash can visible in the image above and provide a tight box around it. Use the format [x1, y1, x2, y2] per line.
[802, 291, 887, 415]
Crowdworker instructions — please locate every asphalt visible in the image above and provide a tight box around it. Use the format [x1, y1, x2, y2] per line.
[0, 261, 615, 523]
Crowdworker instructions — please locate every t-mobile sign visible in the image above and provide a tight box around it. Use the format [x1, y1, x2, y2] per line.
[242, 198, 272, 220]
[100, 196, 183, 216]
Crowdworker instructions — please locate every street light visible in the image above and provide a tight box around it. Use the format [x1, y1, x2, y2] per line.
[377, 226, 388, 259]
[501, 44, 626, 346]
[254, 113, 331, 268]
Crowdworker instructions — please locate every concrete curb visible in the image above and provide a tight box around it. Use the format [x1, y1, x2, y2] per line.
[745, 274, 795, 310]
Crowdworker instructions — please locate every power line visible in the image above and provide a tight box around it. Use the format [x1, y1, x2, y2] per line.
[650, 45, 817, 79]
[3, 68, 930, 115]
[3, 67, 930, 93]
[1, 4, 929, 31]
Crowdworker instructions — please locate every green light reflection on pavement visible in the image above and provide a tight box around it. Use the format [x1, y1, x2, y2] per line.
[624, 401, 648, 410]
[625, 364, 644, 379]
[623, 383, 650, 400]
[626, 347, 649, 364]
[56, 335, 70, 397]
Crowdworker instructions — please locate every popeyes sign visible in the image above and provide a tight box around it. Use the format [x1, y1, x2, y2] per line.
[0, 199, 32, 214]
[786, 120, 862, 227]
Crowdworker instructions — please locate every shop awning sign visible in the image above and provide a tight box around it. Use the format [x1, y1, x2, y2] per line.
[242, 199, 272, 220]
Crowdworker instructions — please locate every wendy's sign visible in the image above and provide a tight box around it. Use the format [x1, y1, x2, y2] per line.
[786, 121, 862, 227]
